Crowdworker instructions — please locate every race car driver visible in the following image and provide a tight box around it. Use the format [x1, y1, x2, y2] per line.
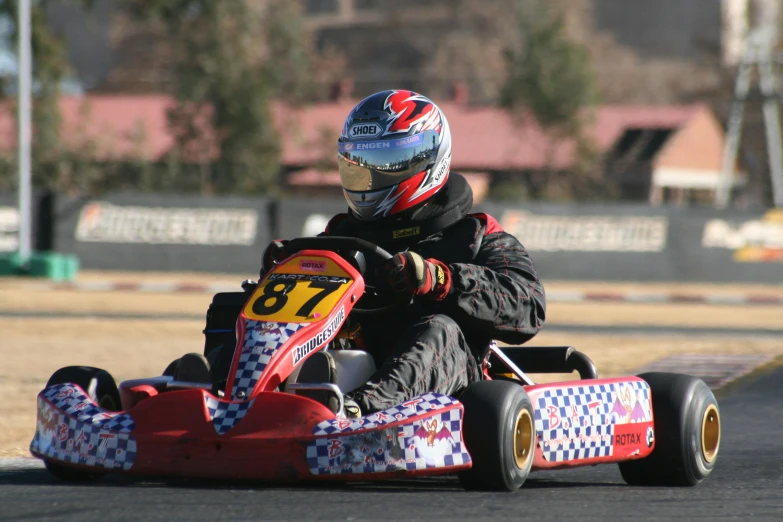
[169, 90, 546, 419]
[289, 89, 547, 418]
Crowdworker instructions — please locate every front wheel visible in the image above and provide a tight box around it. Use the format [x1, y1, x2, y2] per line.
[618, 372, 720, 486]
[43, 366, 121, 481]
[458, 380, 535, 491]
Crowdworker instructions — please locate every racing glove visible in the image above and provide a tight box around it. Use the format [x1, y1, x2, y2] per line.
[382, 251, 452, 301]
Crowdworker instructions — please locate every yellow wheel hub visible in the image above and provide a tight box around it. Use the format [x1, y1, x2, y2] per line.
[701, 404, 721, 463]
[513, 409, 534, 469]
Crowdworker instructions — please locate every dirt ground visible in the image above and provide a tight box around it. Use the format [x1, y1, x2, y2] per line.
[2, 272, 782, 458]
[0, 318, 202, 458]
[2, 282, 782, 330]
[55, 270, 783, 297]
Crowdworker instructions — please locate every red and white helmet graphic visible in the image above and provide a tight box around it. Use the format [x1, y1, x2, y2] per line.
[337, 90, 452, 221]
[383, 90, 443, 136]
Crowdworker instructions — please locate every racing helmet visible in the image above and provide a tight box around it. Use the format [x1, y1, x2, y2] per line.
[337, 90, 452, 221]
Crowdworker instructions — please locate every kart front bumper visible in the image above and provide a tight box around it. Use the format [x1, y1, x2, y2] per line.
[30, 383, 471, 481]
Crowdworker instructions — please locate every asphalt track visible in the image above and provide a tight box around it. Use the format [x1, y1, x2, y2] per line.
[2, 366, 782, 522]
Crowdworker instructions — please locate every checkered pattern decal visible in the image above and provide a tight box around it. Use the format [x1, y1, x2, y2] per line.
[312, 393, 460, 436]
[41, 384, 135, 432]
[231, 321, 308, 400]
[205, 396, 256, 435]
[30, 394, 137, 470]
[307, 407, 470, 475]
[534, 380, 651, 462]
[538, 424, 614, 462]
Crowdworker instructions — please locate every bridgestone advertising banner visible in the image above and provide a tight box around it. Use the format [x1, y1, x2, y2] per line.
[500, 211, 668, 252]
[48, 193, 783, 282]
[481, 203, 783, 283]
[0, 192, 46, 253]
[0, 205, 19, 253]
[54, 194, 271, 274]
[74, 202, 258, 246]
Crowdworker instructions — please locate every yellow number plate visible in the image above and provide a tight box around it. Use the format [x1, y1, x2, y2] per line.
[243, 256, 352, 323]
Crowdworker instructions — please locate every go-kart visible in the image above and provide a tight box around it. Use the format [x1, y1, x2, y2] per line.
[30, 237, 721, 490]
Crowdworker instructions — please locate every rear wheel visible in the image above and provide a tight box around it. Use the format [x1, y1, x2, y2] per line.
[43, 366, 121, 481]
[618, 372, 720, 486]
[458, 381, 535, 491]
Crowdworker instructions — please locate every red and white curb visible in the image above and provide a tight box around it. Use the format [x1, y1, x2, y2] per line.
[0, 458, 43, 471]
[43, 281, 783, 306]
[634, 354, 777, 389]
[52, 281, 239, 294]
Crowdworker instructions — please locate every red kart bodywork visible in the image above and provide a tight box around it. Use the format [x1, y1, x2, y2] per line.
[30, 249, 656, 482]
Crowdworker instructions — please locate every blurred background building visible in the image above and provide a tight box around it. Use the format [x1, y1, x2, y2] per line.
[35, 0, 756, 100]
[0, 0, 781, 208]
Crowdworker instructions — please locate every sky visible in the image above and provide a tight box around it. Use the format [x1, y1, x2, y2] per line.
[0, 15, 15, 76]
[0, 13, 83, 95]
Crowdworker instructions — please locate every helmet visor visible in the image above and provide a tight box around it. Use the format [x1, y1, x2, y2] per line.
[338, 131, 440, 192]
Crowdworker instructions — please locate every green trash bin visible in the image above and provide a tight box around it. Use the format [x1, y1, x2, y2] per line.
[0, 252, 22, 276]
[28, 252, 80, 281]
[0, 251, 79, 280]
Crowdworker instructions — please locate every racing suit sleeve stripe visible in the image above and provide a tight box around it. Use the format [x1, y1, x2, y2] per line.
[467, 212, 503, 235]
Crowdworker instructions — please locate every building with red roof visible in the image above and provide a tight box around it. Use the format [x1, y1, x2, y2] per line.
[0, 95, 736, 205]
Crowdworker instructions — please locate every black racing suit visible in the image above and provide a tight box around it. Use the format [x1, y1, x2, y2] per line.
[324, 173, 546, 414]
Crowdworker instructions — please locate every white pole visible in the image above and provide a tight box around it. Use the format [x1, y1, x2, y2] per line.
[17, 0, 32, 266]
[757, 0, 783, 207]
[760, 61, 783, 206]
[715, 34, 755, 208]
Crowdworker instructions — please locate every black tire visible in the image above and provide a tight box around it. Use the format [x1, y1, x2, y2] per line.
[458, 380, 535, 491]
[43, 366, 121, 481]
[618, 372, 720, 487]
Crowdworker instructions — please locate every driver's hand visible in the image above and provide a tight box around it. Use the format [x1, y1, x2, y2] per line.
[261, 239, 289, 275]
[382, 251, 452, 301]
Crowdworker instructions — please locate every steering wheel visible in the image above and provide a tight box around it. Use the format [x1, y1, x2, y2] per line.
[266, 236, 411, 315]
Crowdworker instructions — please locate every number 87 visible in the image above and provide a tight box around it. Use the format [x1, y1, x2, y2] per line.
[252, 280, 341, 318]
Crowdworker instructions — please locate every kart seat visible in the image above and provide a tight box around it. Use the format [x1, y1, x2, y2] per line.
[285, 349, 376, 395]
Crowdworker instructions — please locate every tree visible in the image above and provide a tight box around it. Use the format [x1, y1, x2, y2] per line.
[0, 1, 124, 195]
[500, 1, 597, 143]
[124, 0, 320, 195]
[421, 0, 523, 104]
[353, 0, 602, 199]
[0, 0, 70, 190]
[260, 0, 313, 104]
[497, 0, 604, 200]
